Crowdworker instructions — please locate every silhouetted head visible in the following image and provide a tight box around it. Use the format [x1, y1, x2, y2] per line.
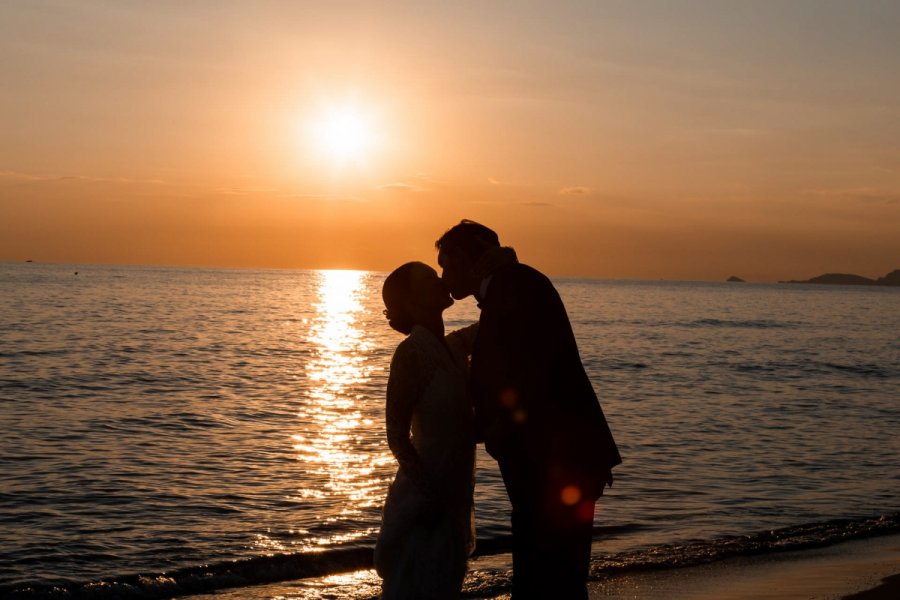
[382, 261, 453, 334]
[435, 219, 500, 299]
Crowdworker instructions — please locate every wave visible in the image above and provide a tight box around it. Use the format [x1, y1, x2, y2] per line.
[684, 318, 798, 329]
[594, 512, 900, 572]
[4, 514, 899, 599]
[825, 362, 893, 378]
[1, 547, 373, 600]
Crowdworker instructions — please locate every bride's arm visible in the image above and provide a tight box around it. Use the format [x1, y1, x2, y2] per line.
[385, 342, 433, 496]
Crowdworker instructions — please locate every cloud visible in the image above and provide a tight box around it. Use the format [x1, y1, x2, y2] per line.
[276, 192, 367, 203]
[54, 174, 166, 184]
[521, 201, 554, 207]
[410, 173, 440, 184]
[705, 128, 768, 137]
[558, 186, 592, 196]
[805, 187, 900, 205]
[488, 177, 502, 185]
[84, 175, 166, 185]
[378, 182, 429, 192]
[215, 186, 280, 196]
[0, 170, 166, 185]
[0, 170, 43, 181]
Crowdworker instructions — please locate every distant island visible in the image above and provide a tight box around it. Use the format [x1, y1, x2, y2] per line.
[726, 276, 745, 282]
[780, 269, 900, 286]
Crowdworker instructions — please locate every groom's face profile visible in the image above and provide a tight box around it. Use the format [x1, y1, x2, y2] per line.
[437, 248, 476, 300]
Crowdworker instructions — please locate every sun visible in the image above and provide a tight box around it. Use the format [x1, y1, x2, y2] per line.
[310, 106, 376, 165]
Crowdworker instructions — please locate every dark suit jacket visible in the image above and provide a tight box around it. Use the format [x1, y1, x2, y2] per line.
[470, 261, 621, 496]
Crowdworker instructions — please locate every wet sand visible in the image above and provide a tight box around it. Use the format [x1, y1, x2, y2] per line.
[841, 573, 900, 599]
[583, 533, 900, 600]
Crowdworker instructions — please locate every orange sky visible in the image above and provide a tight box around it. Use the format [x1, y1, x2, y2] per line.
[2, 1, 898, 281]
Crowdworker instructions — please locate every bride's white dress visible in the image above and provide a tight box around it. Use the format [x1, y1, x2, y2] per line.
[375, 324, 478, 599]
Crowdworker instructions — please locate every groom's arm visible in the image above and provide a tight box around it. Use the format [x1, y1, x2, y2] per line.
[474, 272, 559, 457]
[492, 271, 576, 437]
[445, 322, 479, 357]
[498, 271, 622, 488]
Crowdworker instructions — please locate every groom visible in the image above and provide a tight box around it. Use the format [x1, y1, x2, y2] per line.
[436, 220, 621, 599]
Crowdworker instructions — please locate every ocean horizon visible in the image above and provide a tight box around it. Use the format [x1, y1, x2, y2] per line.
[8, 259, 896, 286]
[2, 262, 898, 598]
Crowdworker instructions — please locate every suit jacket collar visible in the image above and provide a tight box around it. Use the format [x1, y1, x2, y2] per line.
[473, 246, 518, 304]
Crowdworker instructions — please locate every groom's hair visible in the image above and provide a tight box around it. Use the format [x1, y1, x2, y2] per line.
[435, 219, 500, 261]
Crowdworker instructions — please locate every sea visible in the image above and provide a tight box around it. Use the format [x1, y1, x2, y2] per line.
[1, 262, 899, 599]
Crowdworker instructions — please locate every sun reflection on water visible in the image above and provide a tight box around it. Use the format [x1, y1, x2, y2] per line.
[291, 270, 391, 549]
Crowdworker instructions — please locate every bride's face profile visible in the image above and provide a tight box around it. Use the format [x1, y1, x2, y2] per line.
[383, 262, 453, 334]
[408, 263, 453, 314]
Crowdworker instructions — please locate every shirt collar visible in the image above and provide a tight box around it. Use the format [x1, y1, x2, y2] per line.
[478, 274, 494, 303]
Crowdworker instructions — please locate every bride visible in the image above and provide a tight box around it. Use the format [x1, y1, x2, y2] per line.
[374, 261, 477, 599]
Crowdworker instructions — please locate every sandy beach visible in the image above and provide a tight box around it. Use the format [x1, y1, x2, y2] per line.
[581, 533, 900, 600]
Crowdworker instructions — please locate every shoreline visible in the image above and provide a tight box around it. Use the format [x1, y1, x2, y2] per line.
[5, 508, 899, 598]
[180, 532, 900, 600]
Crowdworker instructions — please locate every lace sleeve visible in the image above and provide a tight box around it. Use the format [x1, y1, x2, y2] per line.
[445, 322, 479, 358]
[385, 340, 433, 496]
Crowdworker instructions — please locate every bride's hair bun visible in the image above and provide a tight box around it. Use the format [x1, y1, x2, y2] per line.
[382, 263, 419, 335]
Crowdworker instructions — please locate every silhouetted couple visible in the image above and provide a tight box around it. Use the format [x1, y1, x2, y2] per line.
[374, 220, 621, 599]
